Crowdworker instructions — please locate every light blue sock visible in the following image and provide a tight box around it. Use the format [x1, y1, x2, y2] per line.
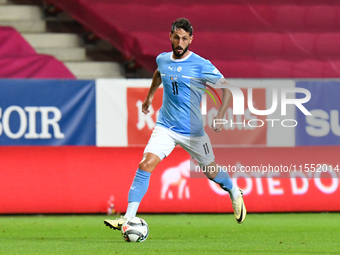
[212, 166, 240, 199]
[128, 169, 151, 203]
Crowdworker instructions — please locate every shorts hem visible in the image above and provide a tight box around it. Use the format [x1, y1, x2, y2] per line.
[143, 149, 166, 161]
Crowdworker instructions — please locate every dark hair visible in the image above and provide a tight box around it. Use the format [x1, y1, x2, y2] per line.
[171, 18, 193, 36]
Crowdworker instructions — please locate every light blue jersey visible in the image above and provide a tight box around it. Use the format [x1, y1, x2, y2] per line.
[156, 51, 223, 137]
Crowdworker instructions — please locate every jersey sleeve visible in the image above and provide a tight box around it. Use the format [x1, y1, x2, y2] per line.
[156, 54, 161, 70]
[156, 52, 167, 71]
[201, 60, 224, 86]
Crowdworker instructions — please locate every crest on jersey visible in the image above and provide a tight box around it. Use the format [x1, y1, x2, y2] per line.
[177, 66, 182, 72]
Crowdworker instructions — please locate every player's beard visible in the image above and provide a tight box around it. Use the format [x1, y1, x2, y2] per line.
[172, 43, 189, 58]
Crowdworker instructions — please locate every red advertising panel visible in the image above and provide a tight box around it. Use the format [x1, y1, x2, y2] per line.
[127, 87, 163, 145]
[0, 146, 339, 214]
[212, 147, 340, 212]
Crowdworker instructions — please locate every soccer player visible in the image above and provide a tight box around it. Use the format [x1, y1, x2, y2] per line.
[104, 17, 246, 230]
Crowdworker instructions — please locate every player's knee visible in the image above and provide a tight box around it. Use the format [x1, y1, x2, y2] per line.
[138, 160, 155, 173]
[200, 164, 218, 180]
[203, 171, 215, 180]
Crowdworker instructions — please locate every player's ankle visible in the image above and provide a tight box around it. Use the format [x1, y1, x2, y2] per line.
[229, 186, 241, 200]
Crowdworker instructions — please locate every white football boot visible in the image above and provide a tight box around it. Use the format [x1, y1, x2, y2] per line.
[104, 217, 126, 230]
[231, 189, 247, 224]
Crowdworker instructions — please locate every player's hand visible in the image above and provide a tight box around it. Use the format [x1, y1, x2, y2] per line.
[142, 98, 152, 114]
[211, 115, 223, 132]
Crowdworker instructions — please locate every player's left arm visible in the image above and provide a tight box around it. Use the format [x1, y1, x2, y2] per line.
[201, 61, 232, 132]
[212, 80, 232, 132]
[142, 69, 162, 114]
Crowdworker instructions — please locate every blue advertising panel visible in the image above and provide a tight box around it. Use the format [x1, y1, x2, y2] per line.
[296, 81, 340, 146]
[0, 79, 96, 145]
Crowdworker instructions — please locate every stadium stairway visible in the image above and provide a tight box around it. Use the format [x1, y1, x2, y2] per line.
[0, 0, 124, 79]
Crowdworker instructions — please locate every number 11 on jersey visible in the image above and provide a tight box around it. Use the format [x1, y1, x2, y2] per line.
[172, 81, 178, 95]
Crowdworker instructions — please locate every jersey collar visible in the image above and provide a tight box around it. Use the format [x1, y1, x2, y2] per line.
[170, 51, 193, 62]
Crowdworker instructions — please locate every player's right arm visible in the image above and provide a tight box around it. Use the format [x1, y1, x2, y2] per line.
[142, 69, 162, 114]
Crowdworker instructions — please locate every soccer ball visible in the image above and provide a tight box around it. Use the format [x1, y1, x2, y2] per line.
[121, 217, 149, 242]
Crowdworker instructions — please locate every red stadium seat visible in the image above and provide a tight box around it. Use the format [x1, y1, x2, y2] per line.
[47, 0, 340, 78]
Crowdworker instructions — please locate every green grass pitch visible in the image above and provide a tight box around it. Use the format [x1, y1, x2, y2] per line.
[0, 213, 339, 255]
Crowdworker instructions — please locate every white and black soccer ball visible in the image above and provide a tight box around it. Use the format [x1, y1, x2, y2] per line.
[121, 217, 149, 242]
